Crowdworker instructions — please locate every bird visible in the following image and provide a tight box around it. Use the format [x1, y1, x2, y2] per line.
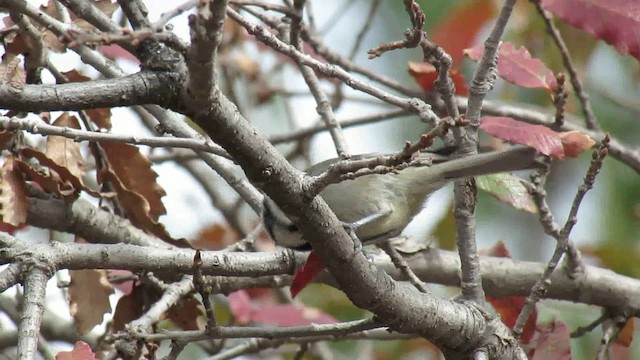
[263, 146, 540, 250]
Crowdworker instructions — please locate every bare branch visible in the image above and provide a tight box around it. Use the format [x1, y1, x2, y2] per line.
[226, 8, 439, 125]
[0, 116, 230, 158]
[16, 266, 52, 359]
[289, 0, 350, 158]
[0, 72, 180, 112]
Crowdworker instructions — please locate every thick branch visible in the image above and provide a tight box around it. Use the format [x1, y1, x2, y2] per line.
[3, 238, 640, 316]
[0, 72, 181, 112]
[16, 266, 51, 359]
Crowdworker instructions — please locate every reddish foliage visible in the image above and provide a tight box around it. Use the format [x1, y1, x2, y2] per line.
[290, 251, 326, 298]
[99, 44, 140, 64]
[407, 62, 468, 96]
[228, 290, 336, 327]
[480, 116, 594, 159]
[480, 117, 564, 158]
[541, 0, 640, 61]
[191, 223, 240, 250]
[531, 320, 571, 360]
[55, 341, 98, 360]
[430, 0, 496, 66]
[483, 241, 537, 344]
[465, 42, 557, 92]
[107, 269, 135, 295]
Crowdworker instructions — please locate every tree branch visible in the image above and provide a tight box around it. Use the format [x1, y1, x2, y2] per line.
[0, 72, 181, 112]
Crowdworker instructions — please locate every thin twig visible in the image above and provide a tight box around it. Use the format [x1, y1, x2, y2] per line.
[268, 109, 410, 144]
[226, 8, 439, 125]
[289, 0, 350, 158]
[193, 250, 217, 328]
[571, 312, 608, 338]
[0, 116, 231, 159]
[531, 0, 600, 130]
[127, 317, 381, 342]
[552, 73, 569, 126]
[378, 241, 429, 293]
[513, 136, 609, 338]
[348, 0, 381, 61]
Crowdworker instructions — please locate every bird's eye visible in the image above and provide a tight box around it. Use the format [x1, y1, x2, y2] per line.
[287, 224, 299, 232]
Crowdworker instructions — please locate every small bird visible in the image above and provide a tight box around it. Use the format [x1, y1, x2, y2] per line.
[263, 146, 540, 250]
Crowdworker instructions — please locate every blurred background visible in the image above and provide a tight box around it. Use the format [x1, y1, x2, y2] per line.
[4, 0, 640, 358]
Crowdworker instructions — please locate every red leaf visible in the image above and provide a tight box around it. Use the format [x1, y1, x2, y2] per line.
[291, 251, 326, 298]
[479, 117, 564, 158]
[107, 269, 135, 295]
[430, 0, 496, 66]
[464, 42, 557, 92]
[531, 320, 571, 360]
[228, 289, 336, 327]
[617, 318, 635, 347]
[482, 240, 512, 258]
[228, 290, 253, 325]
[407, 62, 468, 96]
[99, 44, 140, 64]
[55, 341, 98, 360]
[541, 0, 640, 61]
[483, 241, 537, 344]
[487, 295, 537, 345]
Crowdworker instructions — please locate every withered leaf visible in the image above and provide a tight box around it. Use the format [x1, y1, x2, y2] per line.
[69, 264, 113, 335]
[47, 113, 86, 184]
[100, 142, 166, 221]
[0, 156, 28, 227]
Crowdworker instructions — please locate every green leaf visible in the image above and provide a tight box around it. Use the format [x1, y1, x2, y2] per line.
[477, 173, 537, 213]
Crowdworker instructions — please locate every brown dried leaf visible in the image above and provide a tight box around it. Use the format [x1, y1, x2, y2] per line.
[62, 69, 90, 82]
[112, 285, 145, 332]
[166, 296, 205, 331]
[0, 156, 28, 227]
[14, 158, 76, 198]
[85, 108, 112, 129]
[21, 148, 82, 197]
[0, 53, 25, 91]
[69, 266, 113, 335]
[100, 143, 166, 221]
[101, 168, 187, 247]
[3, 31, 29, 54]
[47, 113, 86, 183]
[0, 131, 17, 150]
[191, 223, 240, 250]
